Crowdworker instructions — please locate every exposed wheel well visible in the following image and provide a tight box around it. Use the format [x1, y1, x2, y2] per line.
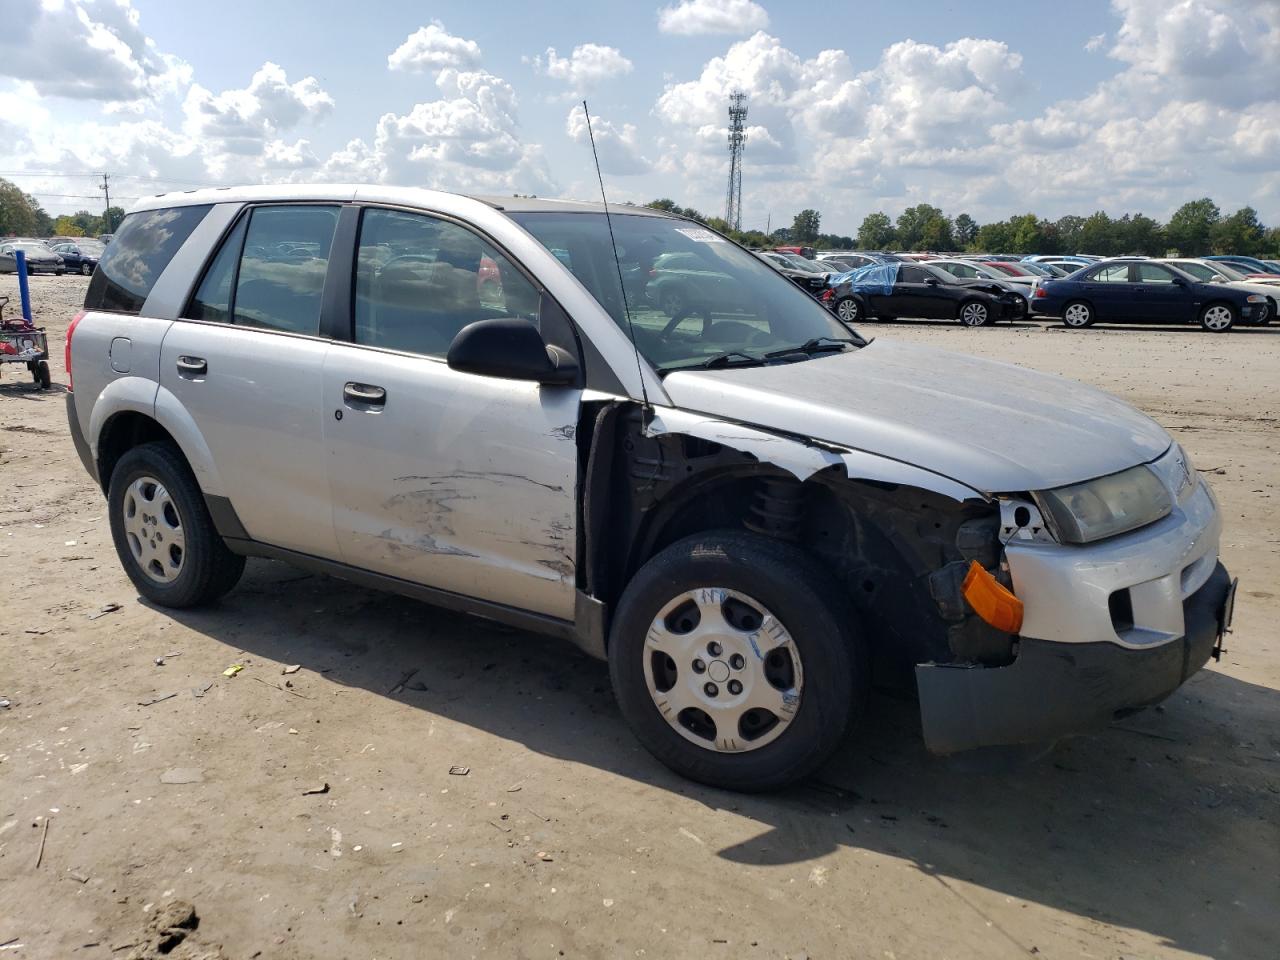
[96, 412, 181, 494]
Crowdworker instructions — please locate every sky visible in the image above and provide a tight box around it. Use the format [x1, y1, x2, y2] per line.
[1, 0, 1278, 237]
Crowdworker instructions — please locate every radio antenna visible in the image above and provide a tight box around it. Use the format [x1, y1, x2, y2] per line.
[582, 100, 650, 408]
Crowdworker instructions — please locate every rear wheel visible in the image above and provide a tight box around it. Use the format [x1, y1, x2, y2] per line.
[958, 300, 991, 327]
[1199, 302, 1236, 332]
[108, 442, 244, 607]
[834, 297, 859, 323]
[608, 531, 864, 792]
[79, 262, 92, 276]
[1062, 301, 1094, 328]
[35, 360, 50, 389]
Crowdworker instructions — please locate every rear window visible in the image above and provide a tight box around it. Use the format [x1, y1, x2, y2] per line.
[84, 205, 211, 314]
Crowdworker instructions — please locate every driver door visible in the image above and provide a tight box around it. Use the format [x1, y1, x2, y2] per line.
[322, 207, 583, 620]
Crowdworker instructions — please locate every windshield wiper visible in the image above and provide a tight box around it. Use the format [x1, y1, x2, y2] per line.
[763, 337, 856, 359]
[695, 351, 766, 369]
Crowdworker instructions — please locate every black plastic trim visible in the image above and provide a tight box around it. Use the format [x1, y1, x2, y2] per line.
[65, 393, 97, 483]
[916, 562, 1232, 754]
[205, 494, 249, 541]
[222, 537, 606, 659]
[321, 204, 360, 342]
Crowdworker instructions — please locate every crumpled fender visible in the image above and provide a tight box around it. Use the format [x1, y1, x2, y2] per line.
[645, 407, 983, 502]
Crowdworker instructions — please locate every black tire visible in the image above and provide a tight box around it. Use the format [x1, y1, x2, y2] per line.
[834, 296, 860, 324]
[1062, 300, 1094, 328]
[1198, 302, 1236, 333]
[55, 268, 65, 276]
[80, 262, 92, 276]
[107, 442, 244, 607]
[36, 360, 50, 389]
[608, 530, 865, 792]
[957, 299, 992, 327]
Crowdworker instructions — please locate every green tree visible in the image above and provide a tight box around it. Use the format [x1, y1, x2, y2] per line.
[1211, 206, 1265, 256]
[103, 206, 126, 232]
[856, 212, 895, 250]
[52, 215, 86, 237]
[71, 210, 103, 236]
[973, 221, 1014, 252]
[1077, 211, 1116, 255]
[0, 178, 45, 236]
[791, 209, 821, 244]
[918, 215, 955, 251]
[1115, 213, 1165, 255]
[895, 204, 947, 250]
[953, 213, 978, 247]
[1166, 198, 1220, 256]
[1055, 215, 1085, 252]
[1008, 213, 1046, 254]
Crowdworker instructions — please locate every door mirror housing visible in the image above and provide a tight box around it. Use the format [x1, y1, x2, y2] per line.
[447, 317, 579, 386]
[924, 277, 940, 286]
[1172, 276, 1189, 287]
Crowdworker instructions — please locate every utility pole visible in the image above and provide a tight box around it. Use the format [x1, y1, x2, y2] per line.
[766, 212, 770, 236]
[99, 173, 111, 233]
[724, 91, 747, 232]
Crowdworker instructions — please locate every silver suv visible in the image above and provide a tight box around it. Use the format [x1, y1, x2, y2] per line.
[66, 186, 1236, 791]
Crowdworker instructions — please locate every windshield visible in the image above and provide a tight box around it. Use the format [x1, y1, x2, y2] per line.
[509, 211, 857, 373]
[7, 241, 50, 253]
[1172, 261, 1219, 281]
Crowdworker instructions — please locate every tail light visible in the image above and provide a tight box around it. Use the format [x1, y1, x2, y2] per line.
[1034, 287, 1048, 298]
[821, 289, 834, 301]
[65, 309, 86, 391]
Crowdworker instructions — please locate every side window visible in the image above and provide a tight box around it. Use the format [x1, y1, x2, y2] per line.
[1136, 264, 1175, 283]
[1091, 264, 1131, 283]
[186, 216, 249, 323]
[233, 205, 339, 334]
[353, 208, 543, 359]
[898, 265, 925, 283]
[84, 205, 212, 314]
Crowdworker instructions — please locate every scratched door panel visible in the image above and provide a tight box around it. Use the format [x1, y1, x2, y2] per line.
[322, 344, 581, 620]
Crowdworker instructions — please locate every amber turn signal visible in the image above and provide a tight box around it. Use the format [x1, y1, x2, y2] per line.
[961, 560, 1024, 634]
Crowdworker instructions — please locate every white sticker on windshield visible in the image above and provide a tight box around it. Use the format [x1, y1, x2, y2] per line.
[675, 227, 725, 243]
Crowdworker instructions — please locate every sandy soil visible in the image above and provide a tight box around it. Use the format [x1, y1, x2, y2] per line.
[1, 274, 1277, 959]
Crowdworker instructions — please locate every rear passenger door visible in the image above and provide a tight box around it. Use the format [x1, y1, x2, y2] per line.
[159, 203, 342, 558]
[321, 207, 582, 621]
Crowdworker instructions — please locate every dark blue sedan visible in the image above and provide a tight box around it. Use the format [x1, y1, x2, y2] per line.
[1030, 259, 1269, 332]
[50, 240, 105, 276]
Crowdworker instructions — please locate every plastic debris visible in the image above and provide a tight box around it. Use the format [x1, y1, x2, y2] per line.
[87, 602, 121, 620]
[160, 768, 204, 785]
[222, 664, 244, 677]
[282, 664, 301, 675]
[302, 783, 330, 796]
[137, 693, 177, 707]
[448, 765, 470, 776]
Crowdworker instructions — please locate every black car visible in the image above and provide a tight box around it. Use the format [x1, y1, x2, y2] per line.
[757, 252, 830, 298]
[1031, 259, 1270, 332]
[51, 240, 105, 276]
[825, 261, 1026, 326]
[0, 240, 65, 275]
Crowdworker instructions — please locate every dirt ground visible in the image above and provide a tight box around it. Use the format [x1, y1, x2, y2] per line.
[1, 273, 1277, 960]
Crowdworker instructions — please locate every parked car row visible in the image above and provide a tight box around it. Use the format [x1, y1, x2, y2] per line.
[0, 237, 105, 276]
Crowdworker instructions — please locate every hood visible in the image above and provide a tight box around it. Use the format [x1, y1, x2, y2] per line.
[1224, 280, 1279, 297]
[953, 278, 1020, 296]
[661, 339, 1171, 494]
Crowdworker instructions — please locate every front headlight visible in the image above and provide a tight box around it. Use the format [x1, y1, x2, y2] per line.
[1247, 294, 1266, 303]
[1033, 465, 1173, 544]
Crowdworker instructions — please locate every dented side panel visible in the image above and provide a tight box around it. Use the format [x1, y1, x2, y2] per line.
[322, 344, 581, 620]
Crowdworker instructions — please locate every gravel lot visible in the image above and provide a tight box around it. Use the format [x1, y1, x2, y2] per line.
[2, 273, 1277, 959]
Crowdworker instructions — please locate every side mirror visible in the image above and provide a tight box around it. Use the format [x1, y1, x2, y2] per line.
[924, 277, 939, 286]
[1210, 274, 1226, 283]
[447, 317, 579, 386]
[1172, 276, 1189, 286]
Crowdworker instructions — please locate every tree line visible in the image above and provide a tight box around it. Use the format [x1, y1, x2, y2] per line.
[644, 195, 1280, 258]
[0, 177, 125, 238]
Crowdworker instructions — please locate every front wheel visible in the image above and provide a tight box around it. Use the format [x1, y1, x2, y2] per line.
[80, 262, 92, 276]
[834, 296, 860, 323]
[958, 300, 992, 327]
[107, 442, 245, 608]
[608, 531, 864, 792]
[1199, 303, 1236, 332]
[1062, 301, 1094, 328]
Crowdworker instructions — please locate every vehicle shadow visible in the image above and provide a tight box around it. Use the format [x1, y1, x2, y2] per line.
[165, 558, 1279, 958]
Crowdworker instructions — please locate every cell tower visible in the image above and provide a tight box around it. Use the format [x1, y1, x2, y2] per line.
[724, 91, 747, 231]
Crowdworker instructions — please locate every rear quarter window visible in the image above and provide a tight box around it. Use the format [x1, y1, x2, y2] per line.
[84, 205, 212, 314]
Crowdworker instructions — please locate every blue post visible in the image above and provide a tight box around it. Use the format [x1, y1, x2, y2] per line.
[15, 250, 32, 323]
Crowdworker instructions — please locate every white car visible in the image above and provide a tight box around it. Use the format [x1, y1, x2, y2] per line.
[65, 185, 1236, 791]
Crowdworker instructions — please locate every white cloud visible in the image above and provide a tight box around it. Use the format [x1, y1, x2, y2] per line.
[182, 62, 334, 159]
[657, 0, 769, 36]
[0, 0, 190, 102]
[1085, 33, 1107, 52]
[387, 20, 482, 74]
[567, 105, 650, 175]
[536, 44, 634, 87]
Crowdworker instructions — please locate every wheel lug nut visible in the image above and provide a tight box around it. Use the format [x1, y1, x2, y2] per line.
[728, 680, 742, 695]
[729, 654, 745, 670]
[692, 659, 706, 674]
[707, 641, 722, 657]
[703, 682, 719, 697]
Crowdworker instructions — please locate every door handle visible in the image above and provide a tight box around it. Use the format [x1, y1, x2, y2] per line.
[176, 356, 207, 376]
[343, 382, 386, 406]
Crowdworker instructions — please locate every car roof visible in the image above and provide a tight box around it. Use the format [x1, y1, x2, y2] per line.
[128, 183, 676, 219]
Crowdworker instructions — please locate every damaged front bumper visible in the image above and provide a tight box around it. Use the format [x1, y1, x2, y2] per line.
[916, 561, 1234, 754]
